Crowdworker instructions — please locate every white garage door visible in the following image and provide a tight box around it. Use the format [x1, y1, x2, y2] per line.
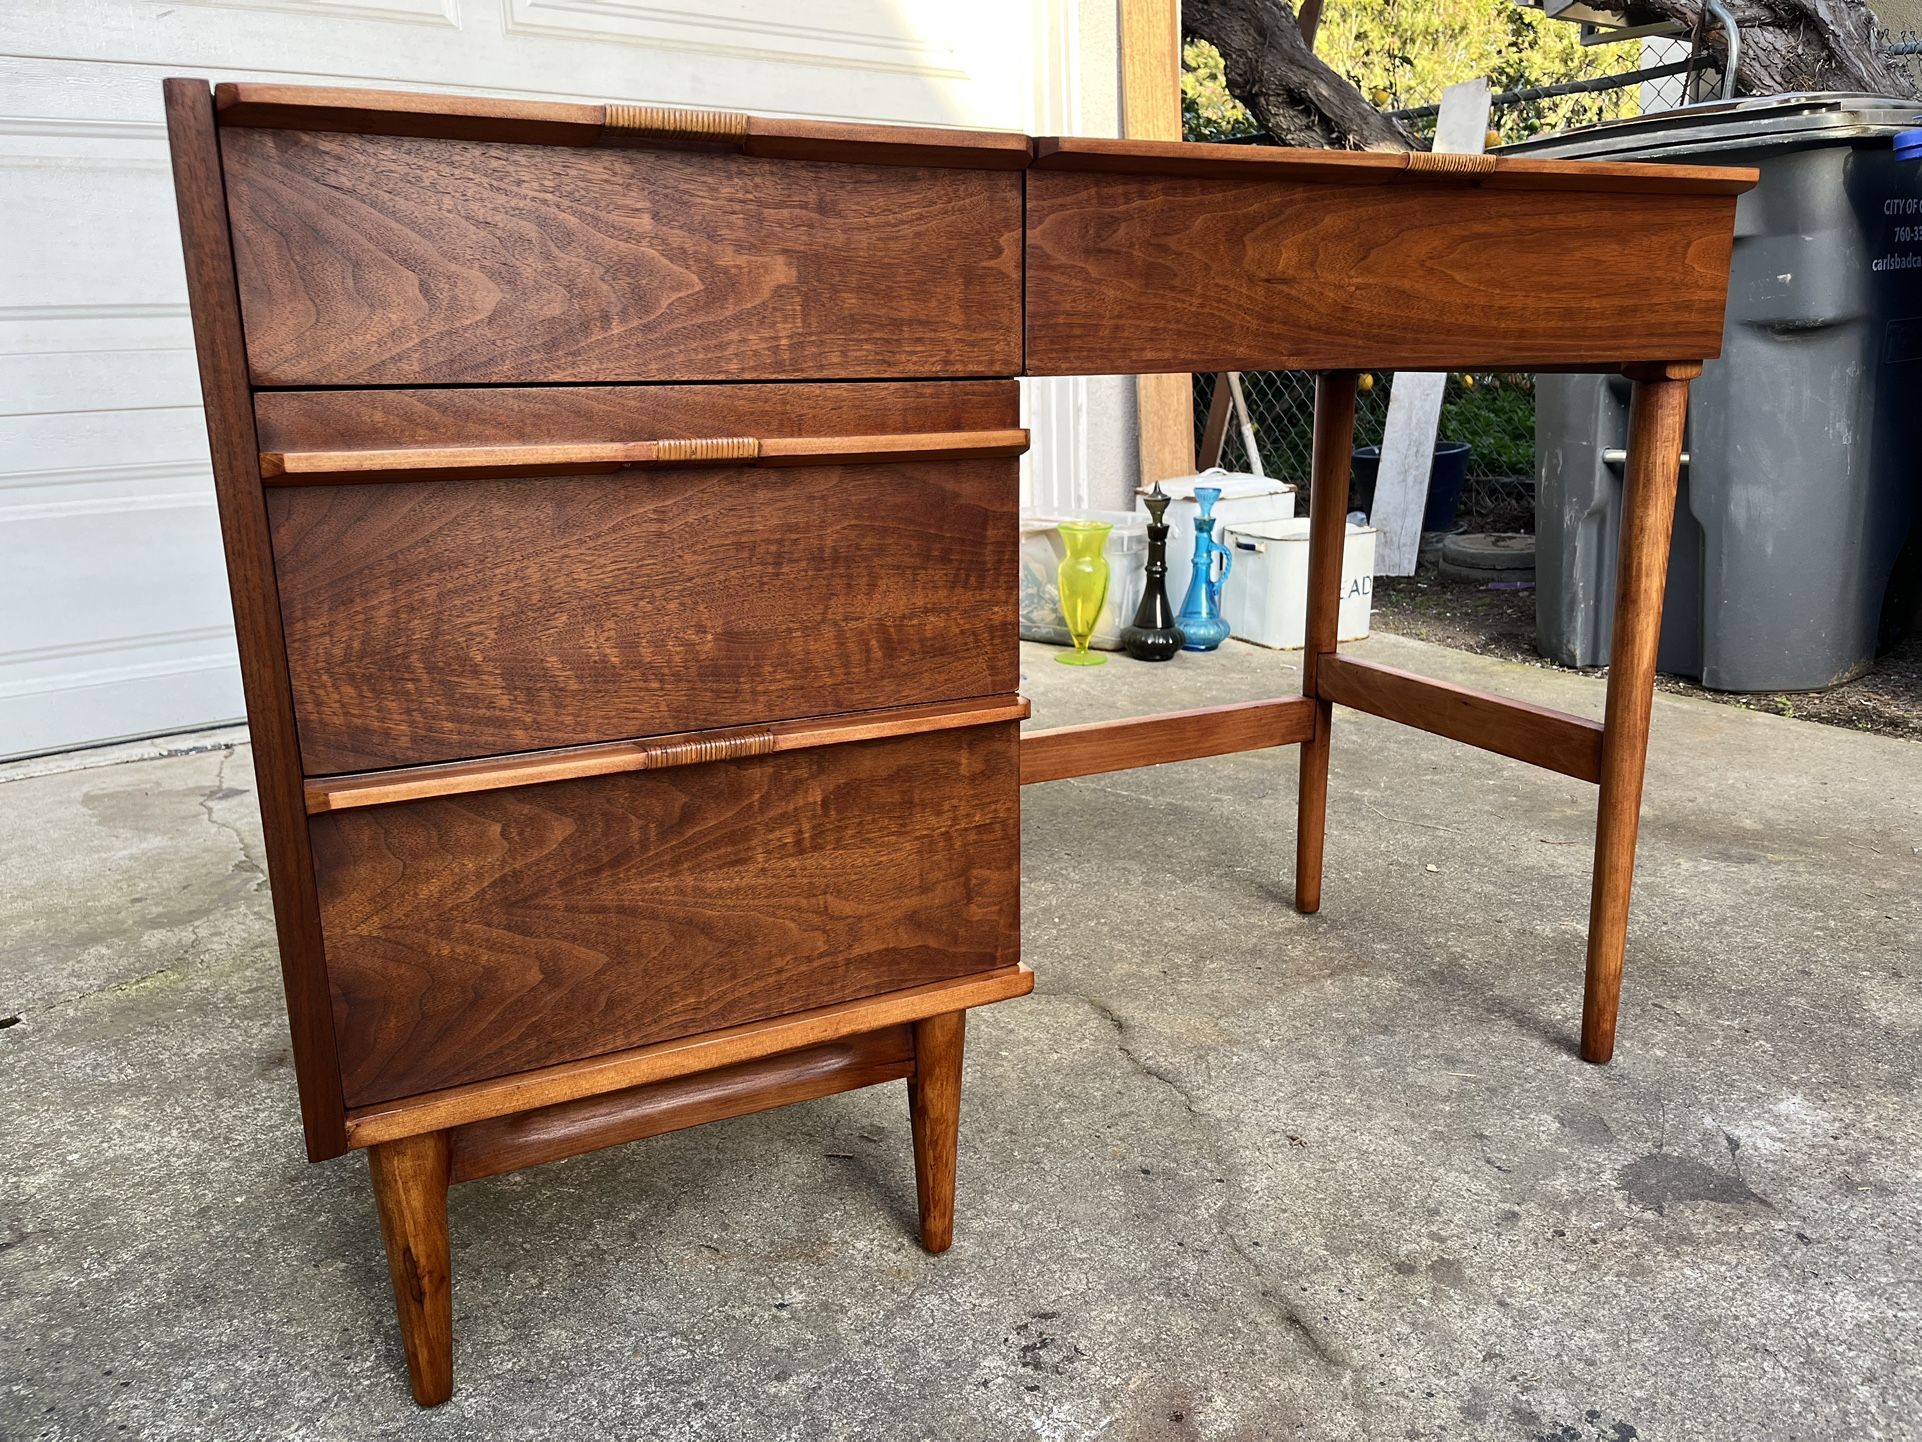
[0, 0, 1102, 760]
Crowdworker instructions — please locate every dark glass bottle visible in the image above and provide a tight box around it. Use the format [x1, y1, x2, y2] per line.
[1120, 484, 1185, 662]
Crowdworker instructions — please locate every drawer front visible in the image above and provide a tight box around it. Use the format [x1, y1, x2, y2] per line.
[313, 722, 1020, 1106]
[222, 127, 1023, 385]
[268, 453, 1016, 774]
[1023, 169, 1735, 376]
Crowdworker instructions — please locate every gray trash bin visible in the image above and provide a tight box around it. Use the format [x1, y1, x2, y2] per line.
[1507, 95, 1922, 691]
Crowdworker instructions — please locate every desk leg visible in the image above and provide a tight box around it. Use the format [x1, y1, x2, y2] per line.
[1582, 366, 1694, 1063]
[1296, 371, 1361, 913]
[369, 1131, 454, 1406]
[908, 1010, 965, 1253]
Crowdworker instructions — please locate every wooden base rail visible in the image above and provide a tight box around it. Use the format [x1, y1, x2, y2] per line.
[260, 430, 1031, 485]
[307, 696, 1029, 814]
[344, 964, 1033, 1147]
[449, 1028, 917, 1183]
[1316, 654, 1605, 784]
[1019, 697, 1316, 786]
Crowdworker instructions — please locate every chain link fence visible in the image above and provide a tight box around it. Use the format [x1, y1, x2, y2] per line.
[1193, 369, 1539, 531]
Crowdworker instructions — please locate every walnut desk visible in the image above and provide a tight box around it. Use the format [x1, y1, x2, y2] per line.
[164, 80, 1752, 1404]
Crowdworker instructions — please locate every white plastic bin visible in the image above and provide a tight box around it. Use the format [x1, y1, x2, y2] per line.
[1018, 510, 1147, 651]
[1223, 518, 1377, 650]
[1138, 470, 1296, 557]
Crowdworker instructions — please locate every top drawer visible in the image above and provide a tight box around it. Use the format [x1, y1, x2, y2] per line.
[218, 109, 1024, 385]
[1022, 138, 1749, 376]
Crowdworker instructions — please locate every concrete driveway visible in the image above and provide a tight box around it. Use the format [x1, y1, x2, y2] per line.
[3, 633, 1918, 1440]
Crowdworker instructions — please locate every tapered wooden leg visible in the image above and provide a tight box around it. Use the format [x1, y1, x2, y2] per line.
[907, 1010, 965, 1254]
[368, 1131, 453, 1406]
[1581, 365, 1695, 1063]
[1296, 371, 1361, 914]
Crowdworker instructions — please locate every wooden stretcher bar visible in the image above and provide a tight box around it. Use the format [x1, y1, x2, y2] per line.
[1019, 697, 1316, 785]
[1316, 654, 1605, 783]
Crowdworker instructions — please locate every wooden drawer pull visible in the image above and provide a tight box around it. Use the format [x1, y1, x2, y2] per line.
[260, 430, 1029, 485]
[304, 696, 1030, 813]
[654, 437, 760, 464]
[600, 104, 749, 147]
[641, 728, 776, 768]
[1405, 151, 1497, 178]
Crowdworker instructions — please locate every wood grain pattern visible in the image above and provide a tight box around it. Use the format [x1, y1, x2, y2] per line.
[908, 1011, 965, 1254]
[269, 454, 1016, 773]
[1583, 372, 1692, 1064]
[367, 1131, 452, 1406]
[1317, 654, 1605, 782]
[253, 381, 1020, 453]
[1029, 136, 1757, 195]
[344, 964, 1033, 1147]
[1296, 372, 1359, 917]
[449, 1028, 915, 1183]
[259, 430, 1030, 484]
[163, 78, 348, 1161]
[1024, 169, 1739, 376]
[214, 83, 1033, 170]
[1019, 698, 1314, 785]
[222, 127, 1023, 385]
[314, 724, 1020, 1106]
[307, 696, 1030, 814]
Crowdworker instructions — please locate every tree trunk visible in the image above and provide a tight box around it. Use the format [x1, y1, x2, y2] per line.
[1584, 0, 1911, 97]
[1183, 0, 1415, 151]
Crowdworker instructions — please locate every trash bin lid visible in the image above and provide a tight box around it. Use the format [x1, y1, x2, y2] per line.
[1500, 92, 1922, 162]
[1896, 126, 1922, 163]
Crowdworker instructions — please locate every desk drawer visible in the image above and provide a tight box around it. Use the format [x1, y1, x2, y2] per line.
[313, 720, 1020, 1106]
[1022, 142, 1738, 375]
[221, 125, 1023, 385]
[258, 384, 1023, 774]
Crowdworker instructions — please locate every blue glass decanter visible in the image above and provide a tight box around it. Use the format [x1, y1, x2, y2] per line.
[1175, 485, 1233, 652]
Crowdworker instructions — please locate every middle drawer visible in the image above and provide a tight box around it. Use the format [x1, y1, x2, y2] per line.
[255, 381, 1023, 774]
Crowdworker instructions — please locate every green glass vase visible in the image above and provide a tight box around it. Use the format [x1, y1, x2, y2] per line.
[1054, 521, 1112, 667]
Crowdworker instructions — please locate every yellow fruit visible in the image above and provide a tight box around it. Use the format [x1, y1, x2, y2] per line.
[1370, 87, 1391, 107]
[1460, 373, 1476, 388]
[1485, 128, 1501, 150]
[1358, 373, 1376, 393]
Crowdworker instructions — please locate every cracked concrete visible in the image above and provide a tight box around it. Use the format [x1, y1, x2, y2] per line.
[3, 632, 1919, 1440]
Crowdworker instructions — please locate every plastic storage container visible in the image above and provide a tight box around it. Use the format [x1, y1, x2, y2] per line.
[1223, 518, 1377, 650]
[1507, 94, 1922, 691]
[1018, 510, 1146, 652]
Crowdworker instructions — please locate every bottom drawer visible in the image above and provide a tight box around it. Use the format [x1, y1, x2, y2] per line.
[313, 721, 1020, 1107]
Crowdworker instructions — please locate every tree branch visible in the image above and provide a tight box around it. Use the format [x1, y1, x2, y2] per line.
[1183, 0, 1416, 150]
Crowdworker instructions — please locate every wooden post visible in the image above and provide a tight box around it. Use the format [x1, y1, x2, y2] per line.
[1119, 0, 1197, 486]
[368, 1131, 454, 1406]
[907, 1010, 965, 1253]
[1197, 376, 1234, 471]
[1581, 363, 1695, 1063]
[1295, 371, 1361, 914]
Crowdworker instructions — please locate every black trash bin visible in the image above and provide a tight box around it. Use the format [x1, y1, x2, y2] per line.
[1508, 95, 1922, 691]
[1350, 440, 1470, 531]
